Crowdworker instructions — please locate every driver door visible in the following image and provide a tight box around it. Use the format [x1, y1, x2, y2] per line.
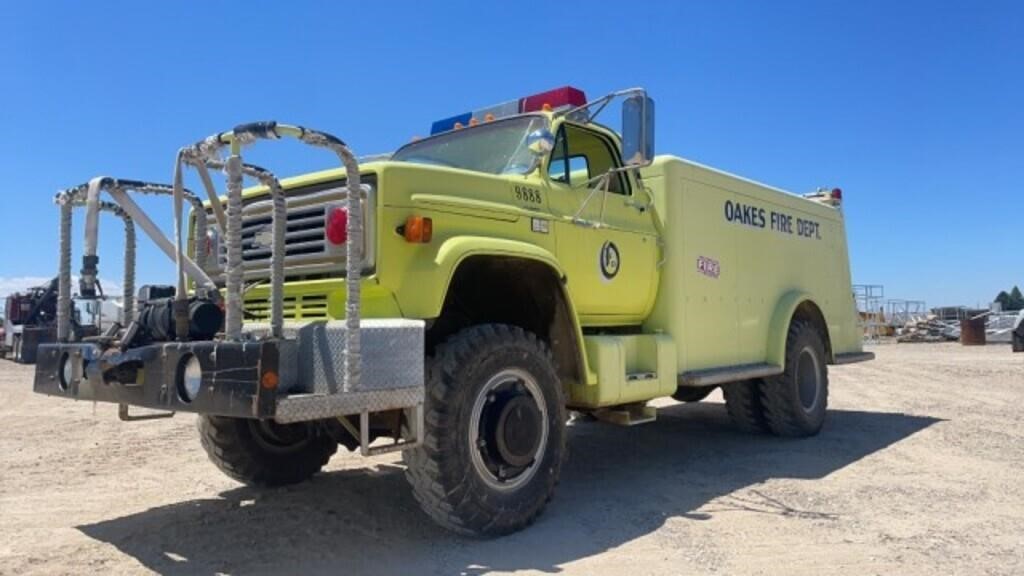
[546, 123, 658, 323]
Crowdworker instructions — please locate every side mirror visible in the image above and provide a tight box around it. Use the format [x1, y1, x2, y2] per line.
[527, 128, 555, 156]
[523, 128, 556, 176]
[621, 94, 655, 165]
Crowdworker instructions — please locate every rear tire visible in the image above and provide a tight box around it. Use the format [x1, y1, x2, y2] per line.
[198, 416, 337, 487]
[759, 320, 829, 437]
[404, 324, 567, 537]
[722, 379, 769, 433]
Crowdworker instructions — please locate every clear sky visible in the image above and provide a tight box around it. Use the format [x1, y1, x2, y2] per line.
[1, 1, 1020, 308]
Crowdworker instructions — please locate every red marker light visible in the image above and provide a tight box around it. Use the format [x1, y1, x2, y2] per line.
[831, 188, 843, 201]
[325, 207, 348, 245]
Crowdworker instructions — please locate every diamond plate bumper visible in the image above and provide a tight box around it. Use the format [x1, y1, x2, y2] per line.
[33, 319, 424, 422]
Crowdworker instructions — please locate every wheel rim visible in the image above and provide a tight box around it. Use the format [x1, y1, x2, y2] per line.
[796, 347, 821, 412]
[469, 368, 549, 491]
[248, 420, 314, 454]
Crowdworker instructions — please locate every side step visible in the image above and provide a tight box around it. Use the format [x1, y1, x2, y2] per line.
[569, 333, 677, 408]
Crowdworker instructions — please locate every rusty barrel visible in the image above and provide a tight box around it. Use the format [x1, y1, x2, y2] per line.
[960, 317, 987, 346]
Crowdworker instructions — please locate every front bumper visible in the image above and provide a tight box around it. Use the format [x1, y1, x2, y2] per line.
[33, 319, 425, 423]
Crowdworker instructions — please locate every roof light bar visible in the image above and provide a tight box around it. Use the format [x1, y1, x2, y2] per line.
[429, 86, 587, 135]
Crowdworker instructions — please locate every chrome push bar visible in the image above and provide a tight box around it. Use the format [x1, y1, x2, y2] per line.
[54, 178, 214, 341]
[55, 123, 366, 397]
[176, 122, 366, 392]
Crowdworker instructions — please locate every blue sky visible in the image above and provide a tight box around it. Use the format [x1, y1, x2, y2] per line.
[1, 1, 1020, 307]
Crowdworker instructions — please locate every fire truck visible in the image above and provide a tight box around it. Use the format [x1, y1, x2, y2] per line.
[3, 278, 61, 363]
[32, 86, 872, 536]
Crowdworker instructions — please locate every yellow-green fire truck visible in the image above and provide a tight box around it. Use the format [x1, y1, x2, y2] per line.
[34, 86, 872, 536]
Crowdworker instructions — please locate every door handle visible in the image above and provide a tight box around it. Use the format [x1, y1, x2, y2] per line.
[624, 198, 649, 213]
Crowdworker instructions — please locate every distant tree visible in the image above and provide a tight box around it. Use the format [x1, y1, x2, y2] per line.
[996, 290, 1011, 310]
[1009, 286, 1024, 311]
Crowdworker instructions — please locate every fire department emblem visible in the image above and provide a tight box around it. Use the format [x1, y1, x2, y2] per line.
[599, 241, 620, 280]
[252, 226, 273, 249]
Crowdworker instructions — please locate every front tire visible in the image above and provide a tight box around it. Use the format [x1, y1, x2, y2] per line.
[404, 324, 567, 537]
[759, 320, 829, 436]
[198, 416, 337, 487]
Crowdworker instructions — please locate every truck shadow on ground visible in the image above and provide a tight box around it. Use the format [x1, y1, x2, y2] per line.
[79, 403, 940, 575]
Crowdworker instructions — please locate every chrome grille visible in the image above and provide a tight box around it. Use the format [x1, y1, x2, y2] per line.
[239, 204, 328, 263]
[205, 179, 376, 282]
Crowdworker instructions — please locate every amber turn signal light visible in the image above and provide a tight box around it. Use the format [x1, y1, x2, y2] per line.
[403, 216, 433, 243]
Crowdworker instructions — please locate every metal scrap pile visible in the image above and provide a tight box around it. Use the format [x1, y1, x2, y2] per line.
[895, 315, 959, 343]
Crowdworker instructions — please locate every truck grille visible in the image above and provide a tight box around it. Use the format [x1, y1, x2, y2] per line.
[239, 205, 328, 264]
[205, 177, 376, 282]
[244, 293, 329, 321]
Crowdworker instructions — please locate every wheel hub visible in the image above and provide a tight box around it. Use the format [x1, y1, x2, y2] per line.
[494, 395, 542, 467]
[796, 348, 820, 412]
[469, 369, 549, 491]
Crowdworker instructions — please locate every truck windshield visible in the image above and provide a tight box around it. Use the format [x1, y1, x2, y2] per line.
[392, 115, 548, 175]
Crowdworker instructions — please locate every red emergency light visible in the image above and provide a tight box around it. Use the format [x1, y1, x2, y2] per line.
[430, 86, 588, 134]
[520, 86, 587, 113]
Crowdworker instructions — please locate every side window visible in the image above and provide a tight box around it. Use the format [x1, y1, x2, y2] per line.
[549, 157, 590, 186]
[549, 124, 629, 195]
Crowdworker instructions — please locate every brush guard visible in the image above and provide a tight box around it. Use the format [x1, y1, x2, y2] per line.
[34, 122, 424, 454]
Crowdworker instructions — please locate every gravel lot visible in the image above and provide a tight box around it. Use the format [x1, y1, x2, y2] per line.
[1, 342, 1022, 575]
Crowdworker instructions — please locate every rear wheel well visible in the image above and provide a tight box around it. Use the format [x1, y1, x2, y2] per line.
[792, 300, 833, 362]
[427, 256, 582, 385]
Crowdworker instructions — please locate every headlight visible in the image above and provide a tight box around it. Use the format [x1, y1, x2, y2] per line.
[178, 355, 202, 402]
[59, 353, 73, 391]
[203, 228, 222, 271]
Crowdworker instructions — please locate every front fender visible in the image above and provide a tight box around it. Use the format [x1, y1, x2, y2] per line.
[435, 236, 569, 290]
[390, 234, 575, 317]
[395, 235, 593, 385]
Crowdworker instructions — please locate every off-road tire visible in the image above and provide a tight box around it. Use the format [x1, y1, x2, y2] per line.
[760, 320, 829, 437]
[403, 324, 567, 537]
[198, 416, 337, 487]
[672, 385, 716, 403]
[722, 379, 770, 433]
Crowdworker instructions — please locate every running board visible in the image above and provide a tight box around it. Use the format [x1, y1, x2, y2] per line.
[833, 351, 876, 365]
[678, 363, 783, 387]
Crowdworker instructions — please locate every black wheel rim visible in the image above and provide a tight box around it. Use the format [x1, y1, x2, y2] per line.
[469, 368, 548, 491]
[796, 348, 821, 412]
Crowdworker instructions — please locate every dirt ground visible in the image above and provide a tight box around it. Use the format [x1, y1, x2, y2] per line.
[1, 343, 1022, 575]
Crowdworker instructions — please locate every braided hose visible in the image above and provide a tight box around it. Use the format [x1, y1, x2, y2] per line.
[224, 155, 245, 341]
[171, 154, 191, 340]
[56, 196, 73, 341]
[193, 123, 363, 390]
[86, 202, 135, 324]
[204, 160, 287, 339]
[96, 202, 136, 325]
[269, 176, 285, 338]
[317, 141, 363, 393]
[81, 177, 105, 297]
